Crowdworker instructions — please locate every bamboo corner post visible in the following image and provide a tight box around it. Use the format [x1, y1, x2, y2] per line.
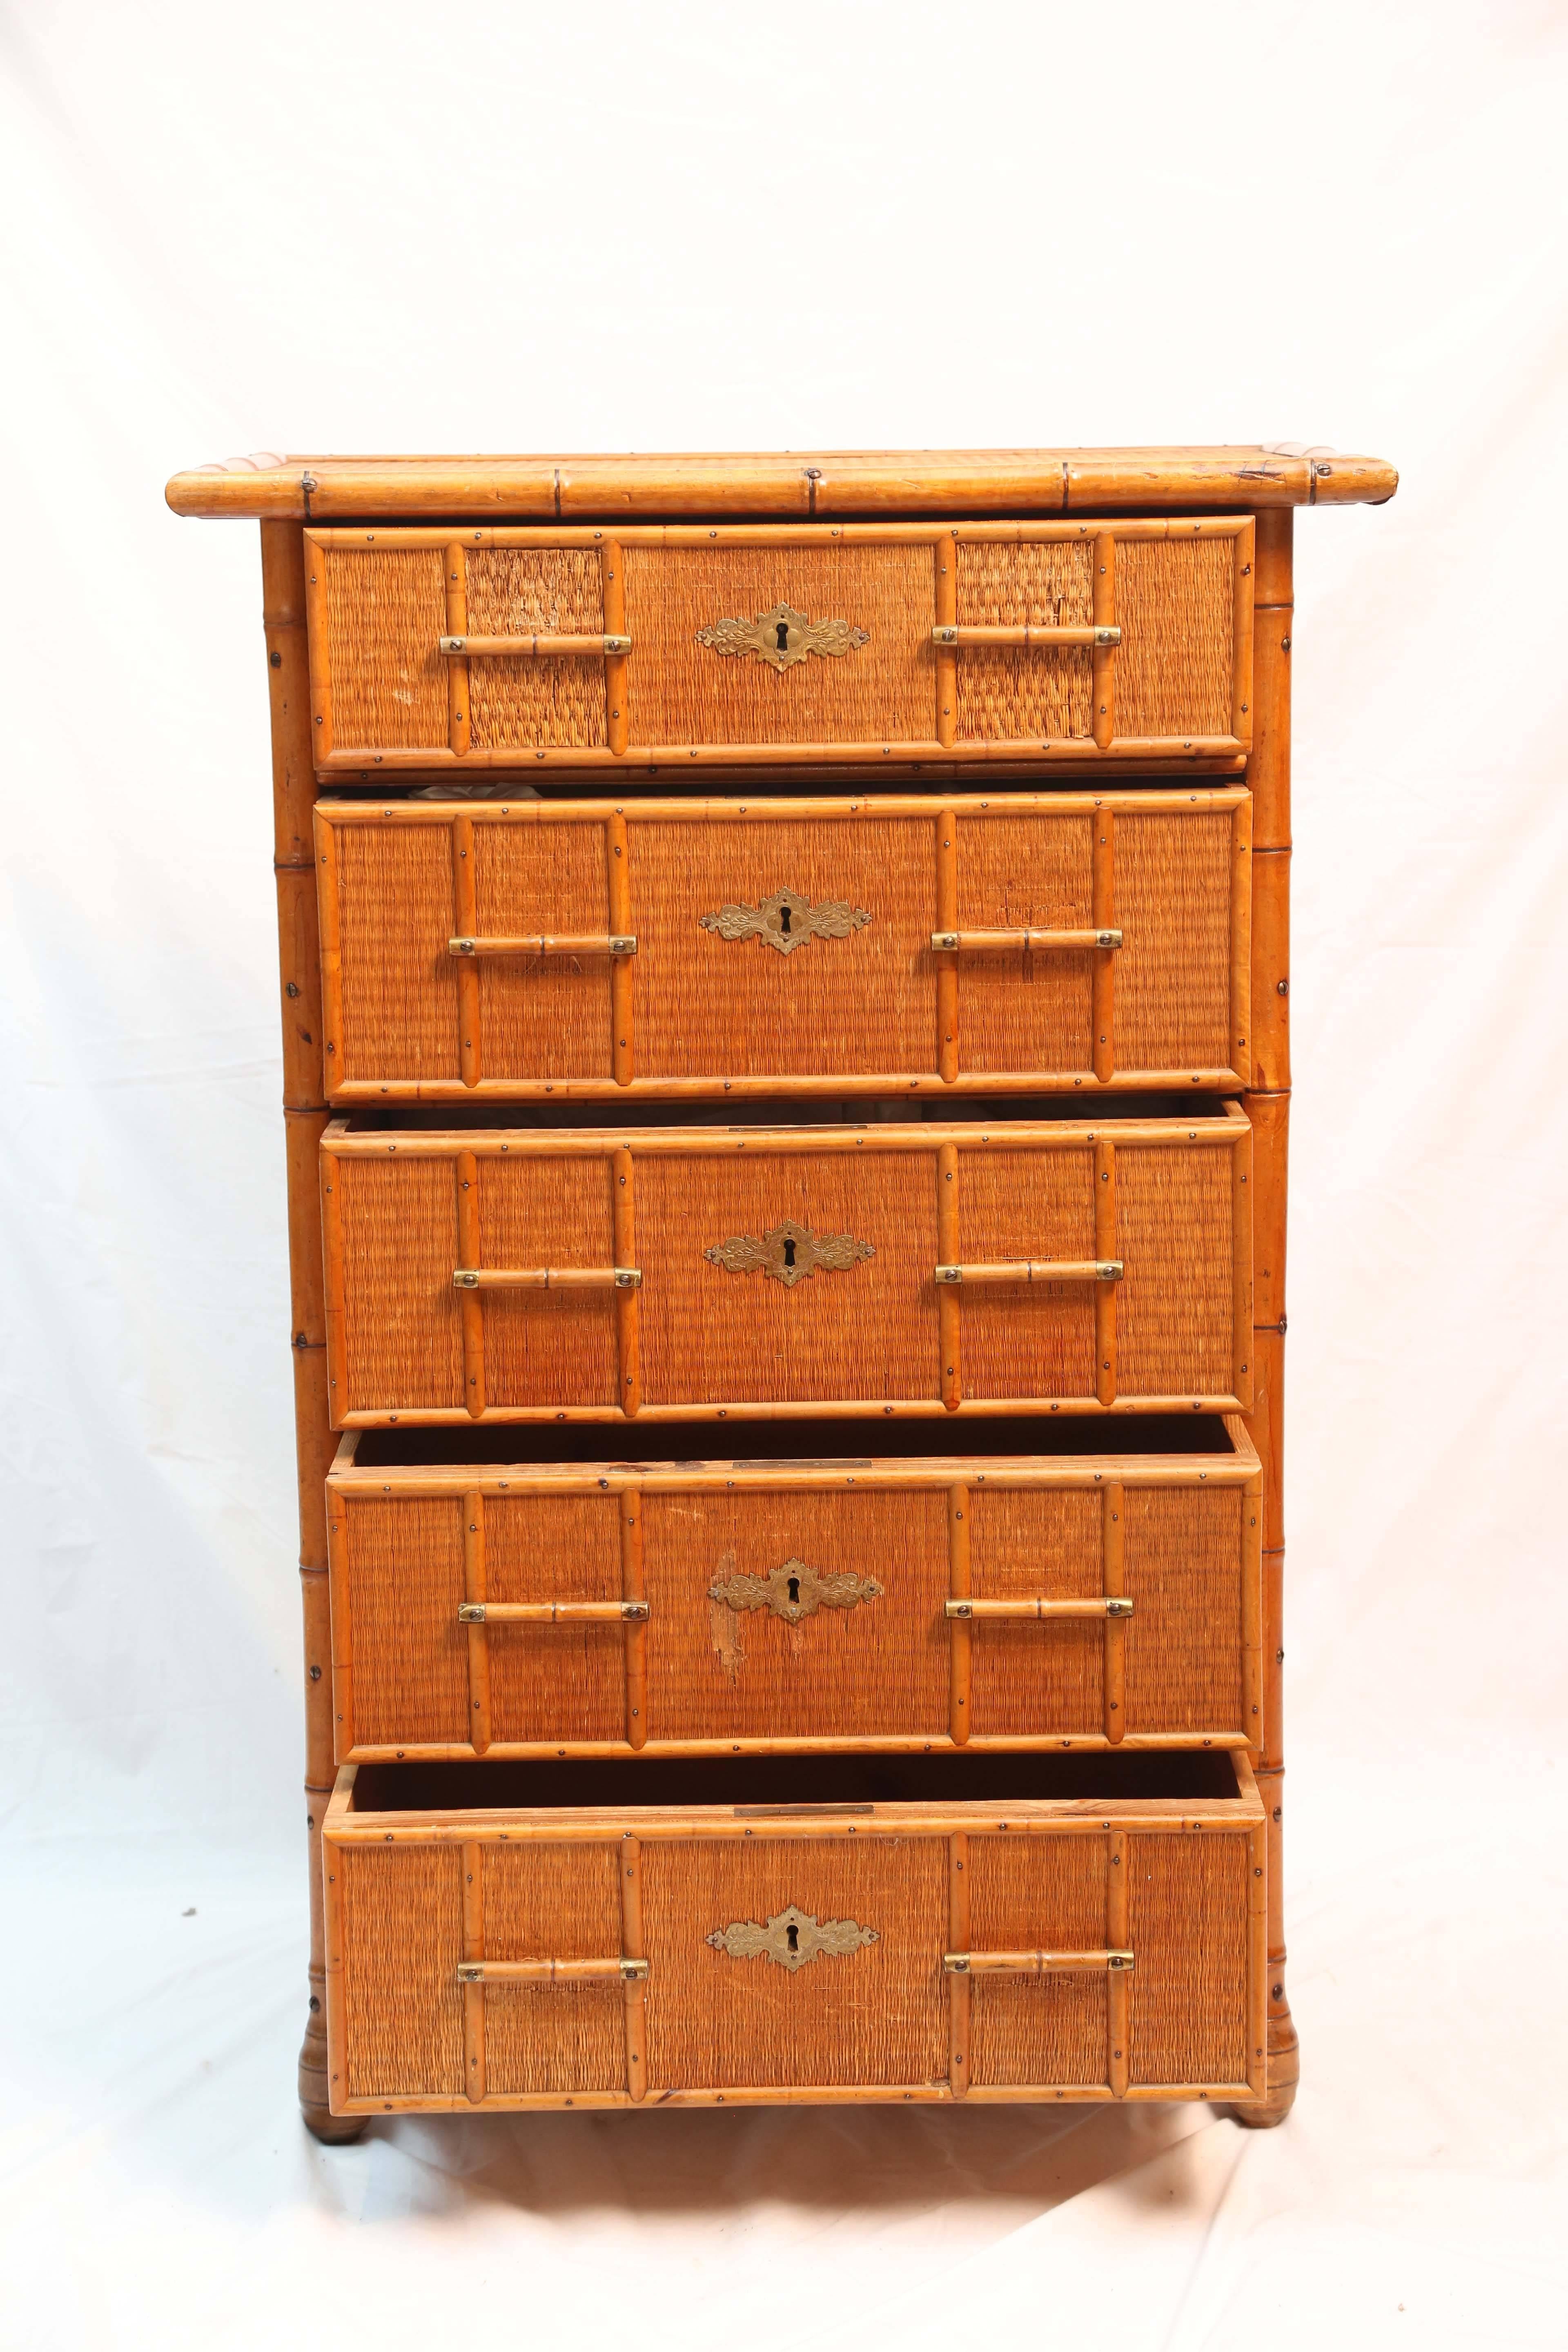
[1219, 503, 1296, 2129]
[263, 518, 365, 2145]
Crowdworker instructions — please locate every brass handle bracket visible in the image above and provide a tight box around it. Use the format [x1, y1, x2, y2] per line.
[453, 1266, 641, 1290]
[457, 1957, 648, 1984]
[448, 934, 637, 958]
[930, 929, 1122, 952]
[943, 1948, 1135, 1975]
[945, 1597, 1134, 1621]
[458, 1600, 650, 1625]
[935, 1260, 1123, 1285]
[439, 633, 631, 657]
[931, 624, 1120, 648]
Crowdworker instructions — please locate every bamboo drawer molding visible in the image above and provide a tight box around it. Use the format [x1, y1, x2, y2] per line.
[327, 1417, 1261, 1759]
[298, 521, 1254, 774]
[319, 1111, 1253, 1424]
[323, 1752, 1267, 2114]
[167, 443, 1395, 2142]
[314, 790, 1251, 1100]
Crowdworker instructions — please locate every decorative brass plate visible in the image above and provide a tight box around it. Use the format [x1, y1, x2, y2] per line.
[704, 1218, 875, 1288]
[708, 1556, 883, 1624]
[695, 601, 871, 673]
[706, 1905, 880, 1973]
[699, 885, 871, 956]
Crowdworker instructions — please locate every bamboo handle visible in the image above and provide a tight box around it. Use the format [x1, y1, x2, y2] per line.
[439, 634, 632, 657]
[931, 624, 1121, 649]
[930, 928, 1122, 953]
[934, 1260, 1123, 1285]
[942, 1949, 1135, 1976]
[944, 1597, 1134, 1621]
[458, 1600, 649, 1625]
[456, 1958, 648, 1985]
[449, 934, 637, 958]
[452, 1266, 641, 1290]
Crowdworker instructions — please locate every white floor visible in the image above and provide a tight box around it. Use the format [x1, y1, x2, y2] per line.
[4, 1750, 1561, 2352]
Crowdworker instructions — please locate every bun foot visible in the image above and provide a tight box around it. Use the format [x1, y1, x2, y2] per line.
[298, 2007, 364, 2144]
[1219, 1989, 1298, 2128]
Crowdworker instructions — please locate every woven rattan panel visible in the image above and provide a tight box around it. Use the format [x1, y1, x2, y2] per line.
[338, 1495, 470, 1748]
[953, 541, 1095, 741]
[634, 816, 932, 1078]
[1114, 811, 1233, 1071]
[634, 1149, 935, 1408]
[1121, 1487, 1246, 1737]
[483, 1494, 626, 1744]
[955, 813, 1096, 1073]
[641, 1486, 950, 1743]
[472, 824, 615, 1083]
[967, 1835, 1111, 2086]
[465, 548, 608, 752]
[953, 1150, 1100, 1400]
[1114, 539, 1235, 738]
[640, 1836, 947, 2089]
[472, 1158, 621, 1410]
[1114, 1146, 1236, 1397]
[1125, 1832, 1250, 2085]
[340, 1843, 465, 2100]
[479, 1844, 625, 2095]
[966, 1489, 1104, 1737]
[321, 544, 449, 751]
[334, 1156, 464, 1417]
[333, 824, 462, 1082]
[622, 544, 936, 746]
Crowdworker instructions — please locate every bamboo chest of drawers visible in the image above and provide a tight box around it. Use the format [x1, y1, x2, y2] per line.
[168, 442, 1396, 2139]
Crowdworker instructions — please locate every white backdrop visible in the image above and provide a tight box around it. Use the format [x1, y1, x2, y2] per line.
[2, 3, 1566, 2345]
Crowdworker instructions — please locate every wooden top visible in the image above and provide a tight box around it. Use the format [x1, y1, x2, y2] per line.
[165, 444, 1397, 521]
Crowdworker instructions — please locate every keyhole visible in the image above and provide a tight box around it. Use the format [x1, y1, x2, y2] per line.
[787, 1574, 801, 1605]
[779, 902, 793, 934]
[775, 620, 791, 653]
[782, 1236, 796, 1267]
[786, 1922, 799, 1953]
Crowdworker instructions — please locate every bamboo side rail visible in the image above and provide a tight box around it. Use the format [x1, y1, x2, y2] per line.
[263, 519, 360, 2143]
[1222, 503, 1297, 2128]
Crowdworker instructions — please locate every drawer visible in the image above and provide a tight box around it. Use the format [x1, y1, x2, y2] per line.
[304, 520, 1254, 775]
[327, 1415, 1262, 1760]
[320, 1107, 1253, 1424]
[321, 1751, 1267, 2112]
[314, 789, 1251, 1100]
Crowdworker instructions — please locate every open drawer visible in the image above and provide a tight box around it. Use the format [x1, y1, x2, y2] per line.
[320, 1104, 1253, 1424]
[327, 1414, 1261, 1760]
[304, 518, 1254, 775]
[322, 1749, 1267, 2114]
[313, 789, 1252, 1101]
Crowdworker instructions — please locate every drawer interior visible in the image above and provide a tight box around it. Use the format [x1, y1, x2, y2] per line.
[335, 1092, 1236, 1134]
[345, 1746, 1248, 1815]
[345, 1410, 1243, 1470]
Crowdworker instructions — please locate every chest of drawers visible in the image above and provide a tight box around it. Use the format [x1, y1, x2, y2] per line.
[168, 442, 1395, 2141]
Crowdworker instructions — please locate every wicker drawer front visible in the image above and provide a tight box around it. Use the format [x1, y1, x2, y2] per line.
[314, 790, 1251, 1100]
[305, 521, 1253, 774]
[321, 1755, 1267, 2112]
[326, 1422, 1262, 1759]
[320, 1112, 1253, 1425]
